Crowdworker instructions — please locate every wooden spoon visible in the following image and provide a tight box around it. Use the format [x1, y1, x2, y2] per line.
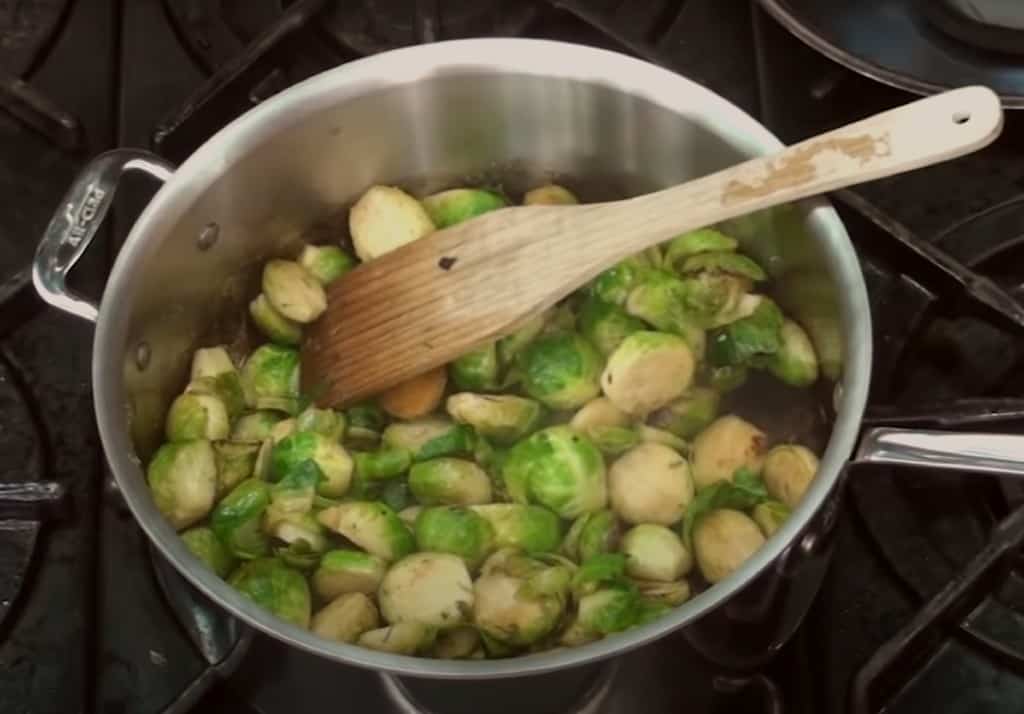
[303, 86, 1003, 406]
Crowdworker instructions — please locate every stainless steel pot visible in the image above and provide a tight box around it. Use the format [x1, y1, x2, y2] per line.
[31, 38, 1024, 678]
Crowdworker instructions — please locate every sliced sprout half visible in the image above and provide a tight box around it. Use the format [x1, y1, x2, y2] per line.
[262, 259, 327, 324]
[311, 592, 380, 643]
[349, 185, 435, 261]
[379, 552, 474, 627]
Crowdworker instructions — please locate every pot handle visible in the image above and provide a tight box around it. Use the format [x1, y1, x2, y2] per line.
[855, 427, 1024, 477]
[33, 148, 174, 322]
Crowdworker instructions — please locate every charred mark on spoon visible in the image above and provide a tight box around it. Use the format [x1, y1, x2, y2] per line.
[438, 256, 457, 271]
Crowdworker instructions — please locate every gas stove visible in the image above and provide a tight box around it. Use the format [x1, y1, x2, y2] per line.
[4, 2, 1024, 713]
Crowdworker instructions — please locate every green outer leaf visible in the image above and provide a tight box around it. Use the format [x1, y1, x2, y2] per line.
[707, 300, 784, 367]
[571, 553, 628, 598]
[416, 423, 476, 461]
[680, 251, 767, 282]
[228, 557, 311, 628]
[211, 479, 272, 559]
[681, 467, 769, 548]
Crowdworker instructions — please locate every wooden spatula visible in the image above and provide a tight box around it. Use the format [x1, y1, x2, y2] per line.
[302, 86, 1003, 406]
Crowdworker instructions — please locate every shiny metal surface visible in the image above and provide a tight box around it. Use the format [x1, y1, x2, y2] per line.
[856, 428, 1024, 476]
[757, 0, 1024, 108]
[48, 39, 875, 677]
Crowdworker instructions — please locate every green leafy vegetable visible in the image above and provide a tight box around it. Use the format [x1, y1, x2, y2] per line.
[681, 467, 768, 548]
[707, 300, 784, 367]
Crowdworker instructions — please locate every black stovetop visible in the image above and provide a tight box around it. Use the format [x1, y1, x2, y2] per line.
[4, 2, 1024, 714]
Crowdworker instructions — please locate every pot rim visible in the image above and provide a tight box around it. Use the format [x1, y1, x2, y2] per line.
[93, 37, 872, 678]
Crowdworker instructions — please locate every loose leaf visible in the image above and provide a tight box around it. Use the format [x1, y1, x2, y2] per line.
[681, 467, 769, 548]
[707, 300, 784, 367]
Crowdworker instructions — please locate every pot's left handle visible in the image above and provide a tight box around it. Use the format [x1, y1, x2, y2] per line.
[33, 149, 174, 322]
[855, 428, 1024, 477]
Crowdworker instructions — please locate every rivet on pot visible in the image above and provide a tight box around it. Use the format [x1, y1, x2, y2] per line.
[135, 342, 151, 370]
[197, 222, 220, 251]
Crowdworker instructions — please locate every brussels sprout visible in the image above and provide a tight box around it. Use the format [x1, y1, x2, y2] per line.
[379, 552, 474, 627]
[767, 319, 820, 387]
[446, 393, 544, 445]
[679, 251, 766, 282]
[473, 563, 567, 646]
[450, 343, 500, 392]
[634, 579, 691, 607]
[165, 392, 230, 442]
[570, 553, 629, 599]
[707, 299, 784, 368]
[752, 500, 791, 537]
[586, 426, 640, 455]
[471, 504, 562, 553]
[181, 526, 236, 577]
[398, 505, 423, 527]
[317, 502, 415, 561]
[264, 459, 320, 525]
[681, 467, 768, 548]
[628, 271, 748, 335]
[421, 188, 507, 228]
[648, 387, 720, 438]
[523, 184, 578, 205]
[382, 417, 475, 462]
[693, 508, 765, 584]
[578, 295, 645, 357]
[262, 259, 327, 324]
[269, 512, 328, 552]
[295, 406, 346, 441]
[241, 345, 300, 414]
[414, 506, 495, 569]
[705, 364, 749, 392]
[559, 617, 602, 647]
[229, 557, 311, 628]
[591, 256, 652, 307]
[249, 293, 302, 346]
[349, 185, 435, 262]
[231, 410, 284, 442]
[213, 441, 260, 495]
[621, 524, 691, 581]
[378, 367, 448, 419]
[271, 431, 353, 497]
[211, 478, 271, 559]
[354, 446, 412, 481]
[312, 549, 388, 600]
[690, 415, 767, 489]
[601, 331, 695, 417]
[541, 303, 578, 335]
[408, 458, 492, 506]
[311, 592, 379, 643]
[345, 402, 388, 448]
[432, 626, 481, 659]
[298, 243, 355, 286]
[562, 509, 621, 562]
[570, 396, 630, 433]
[497, 311, 548, 366]
[762, 444, 819, 507]
[577, 585, 639, 635]
[517, 333, 602, 410]
[608, 443, 694, 526]
[636, 425, 688, 452]
[358, 622, 436, 655]
[189, 347, 245, 418]
[146, 440, 218, 530]
[663, 228, 738, 269]
[501, 425, 606, 519]
[380, 479, 413, 513]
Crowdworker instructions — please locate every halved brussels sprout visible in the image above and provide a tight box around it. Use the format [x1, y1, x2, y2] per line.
[762, 444, 819, 507]
[249, 293, 302, 346]
[379, 552, 474, 627]
[311, 592, 379, 643]
[569, 396, 630, 433]
[271, 431, 353, 497]
[679, 251, 766, 282]
[501, 425, 607, 519]
[470, 504, 562, 553]
[608, 443, 694, 525]
[262, 259, 327, 324]
[240, 344, 300, 414]
[382, 417, 475, 462]
[295, 406, 346, 441]
[636, 424, 688, 452]
[191, 346, 235, 380]
[523, 184, 578, 205]
[662, 228, 738, 269]
[231, 410, 283, 443]
[229, 557, 311, 628]
[354, 446, 412, 481]
[621, 524, 691, 581]
[165, 392, 230, 442]
[624, 272, 704, 334]
[414, 506, 495, 569]
[752, 500, 791, 537]
[432, 626, 481, 659]
[146, 440, 218, 530]
[600, 331, 695, 417]
[317, 501, 415, 561]
[450, 343, 500, 392]
[345, 402, 388, 448]
[473, 559, 568, 646]
[693, 508, 765, 584]
[690, 415, 767, 489]
[517, 332, 603, 410]
[578, 295, 645, 357]
[189, 347, 245, 418]
[561, 509, 621, 562]
[268, 512, 328, 556]
[591, 255, 652, 307]
[421, 188, 507, 228]
[378, 366, 448, 419]
[349, 185, 435, 262]
[408, 458, 492, 506]
[767, 319, 819, 387]
[587, 426, 640, 455]
[181, 526, 236, 577]
[634, 579, 691, 607]
[648, 387, 720, 438]
[446, 393, 544, 445]
[707, 299, 784, 368]
[211, 478, 271, 559]
[358, 622, 435, 655]
[312, 549, 388, 600]
[213, 441, 260, 495]
[497, 311, 548, 366]
[298, 243, 355, 286]
[577, 584, 639, 635]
